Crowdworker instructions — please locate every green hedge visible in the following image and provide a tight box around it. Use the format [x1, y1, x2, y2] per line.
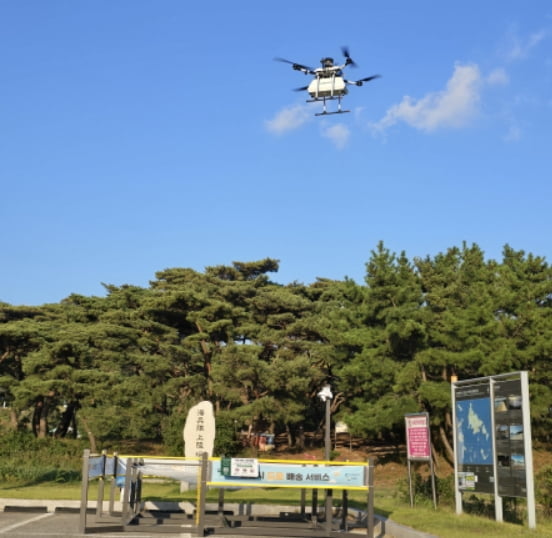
[0, 431, 85, 484]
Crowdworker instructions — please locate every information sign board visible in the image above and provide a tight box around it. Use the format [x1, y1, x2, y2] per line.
[452, 371, 536, 530]
[405, 413, 431, 461]
[453, 382, 494, 493]
[209, 459, 368, 490]
[494, 377, 528, 498]
[230, 458, 259, 478]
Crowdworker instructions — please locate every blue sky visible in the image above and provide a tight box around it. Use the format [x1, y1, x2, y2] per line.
[1, 1, 551, 305]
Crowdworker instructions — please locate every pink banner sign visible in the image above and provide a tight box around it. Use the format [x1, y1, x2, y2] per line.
[405, 413, 431, 460]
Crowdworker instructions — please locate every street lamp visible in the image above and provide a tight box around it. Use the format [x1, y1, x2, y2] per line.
[317, 385, 333, 460]
[317, 384, 333, 532]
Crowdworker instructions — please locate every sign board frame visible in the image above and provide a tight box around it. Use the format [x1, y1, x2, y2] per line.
[209, 458, 369, 491]
[404, 412, 436, 508]
[451, 371, 536, 529]
[405, 412, 432, 461]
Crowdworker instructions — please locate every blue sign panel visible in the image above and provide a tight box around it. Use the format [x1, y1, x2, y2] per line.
[88, 456, 106, 479]
[209, 460, 367, 490]
[88, 456, 117, 478]
[454, 383, 494, 493]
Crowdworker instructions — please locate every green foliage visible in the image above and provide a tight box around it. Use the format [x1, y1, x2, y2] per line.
[536, 465, 552, 517]
[397, 472, 454, 507]
[0, 431, 85, 484]
[1, 246, 551, 458]
[213, 412, 241, 457]
[160, 411, 185, 456]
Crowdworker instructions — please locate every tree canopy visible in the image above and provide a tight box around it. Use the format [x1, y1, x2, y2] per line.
[1, 246, 551, 456]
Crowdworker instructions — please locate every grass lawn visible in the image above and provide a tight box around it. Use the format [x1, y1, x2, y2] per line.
[1, 480, 551, 537]
[374, 487, 552, 537]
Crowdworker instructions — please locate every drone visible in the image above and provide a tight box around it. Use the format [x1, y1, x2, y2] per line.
[275, 47, 380, 116]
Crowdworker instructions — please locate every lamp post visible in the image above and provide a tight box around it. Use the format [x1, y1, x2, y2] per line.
[317, 384, 333, 532]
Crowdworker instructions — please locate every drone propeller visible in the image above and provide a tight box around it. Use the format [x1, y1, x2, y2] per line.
[341, 46, 357, 68]
[274, 57, 315, 74]
[347, 74, 381, 86]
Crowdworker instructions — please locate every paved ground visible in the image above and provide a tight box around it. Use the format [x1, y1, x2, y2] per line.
[3, 508, 218, 537]
[0, 509, 96, 538]
[0, 501, 434, 538]
[0, 507, 383, 538]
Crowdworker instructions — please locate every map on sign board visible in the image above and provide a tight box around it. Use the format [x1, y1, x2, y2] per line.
[456, 398, 492, 466]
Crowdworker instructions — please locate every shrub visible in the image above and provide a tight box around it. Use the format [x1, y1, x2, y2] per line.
[536, 465, 552, 517]
[213, 413, 240, 457]
[160, 412, 185, 456]
[396, 471, 454, 506]
[0, 431, 85, 484]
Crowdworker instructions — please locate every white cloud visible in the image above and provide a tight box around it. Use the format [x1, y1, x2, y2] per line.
[321, 123, 350, 149]
[371, 63, 482, 133]
[487, 67, 509, 86]
[505, 29, 548, 61]
[504, 124, 522, 142]
[265, 104, 311, 134]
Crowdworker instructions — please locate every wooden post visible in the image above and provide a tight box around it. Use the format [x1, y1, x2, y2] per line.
[96, 450, 107, 517]
[108, 453, 118, 516]
[79, 449, 90, 534]
[367, 458, 375, 538]
[196, 452, 208, 536]
[122, 458, 133, 525]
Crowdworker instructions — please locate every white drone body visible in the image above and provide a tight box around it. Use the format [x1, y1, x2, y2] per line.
[276, 48, 380, 116]
[307, 67, 348, 99]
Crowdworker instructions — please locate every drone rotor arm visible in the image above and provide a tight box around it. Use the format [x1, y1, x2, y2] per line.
[274, 57, 315, 74]
[296, 66, 316, 75]
[346, 74, 381, 86]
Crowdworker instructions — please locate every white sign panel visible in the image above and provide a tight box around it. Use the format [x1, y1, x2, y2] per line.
[230, 458, 259, 478]
[183, 401, 216, 457]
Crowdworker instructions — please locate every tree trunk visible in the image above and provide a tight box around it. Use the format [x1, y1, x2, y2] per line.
[285, 423, 293, 447]
[32, 398, 41, 436]
[195, 322, 213, 398]
[296, 426, 305, 451]
[70, 409, 78, 439]
[431, 441, 439, 471]
[79, 414, 98, 453]
[39, 414, 48, 438]
[9, 408, 17, 429]
[32, 396, 48, 438]
[55, 401, 78, 438]
[438, 424, 454, 465]
[420, 364, 427, 382]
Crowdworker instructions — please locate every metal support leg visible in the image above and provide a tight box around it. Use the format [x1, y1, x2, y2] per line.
[79, 449, 90, 534]
[341, 490, 348, 531]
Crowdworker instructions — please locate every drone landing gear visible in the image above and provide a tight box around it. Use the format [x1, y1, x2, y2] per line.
[308, 94, 349, 116]
[315, 109, 350, 116]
